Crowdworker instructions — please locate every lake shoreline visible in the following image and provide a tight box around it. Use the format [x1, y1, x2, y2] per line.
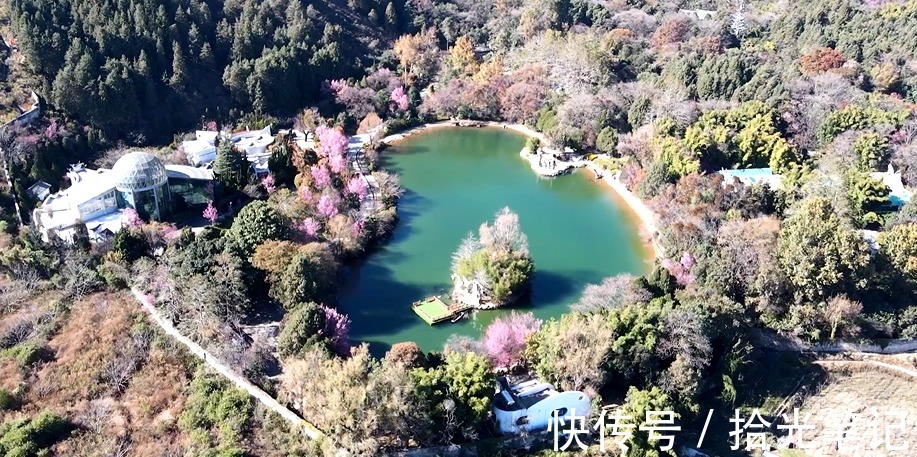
[377, 121, 662, 260]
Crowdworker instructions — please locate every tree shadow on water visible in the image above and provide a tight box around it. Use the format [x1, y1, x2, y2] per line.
[529, 269, 588, 307]
[336, 257, 447, 353]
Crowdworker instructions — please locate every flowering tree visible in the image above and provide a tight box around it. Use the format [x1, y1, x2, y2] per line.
[366, 68, 404, 93]
[299, 186, 315, 204]
[261, 174, 277, 193]
[44, 118, 61, 140]
[351, 219, 364, 239]
[311, 164, 332, 190]
[346, 176, 368, 200]
[327, 79, 376, 119]
[203, 201, 218, 225]
[315, 125, 349, 158]
[390, 86, 409, 112]
[318, 194, 339, 218]
[161, 223, 179, 243]
[483, 311, 542, 368]
[296, 217, 321, 240]
[320, 305, 351, 356]
[662, 252, 696, 286]
[328, 152, 347, 174]
[122, 207, 143, 227]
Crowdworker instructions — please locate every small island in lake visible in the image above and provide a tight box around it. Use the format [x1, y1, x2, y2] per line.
[450, 207, 535, 309]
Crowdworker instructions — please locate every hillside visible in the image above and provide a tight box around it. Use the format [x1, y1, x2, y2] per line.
[0, 291, 313, 456]
[5, 0, 404, 141]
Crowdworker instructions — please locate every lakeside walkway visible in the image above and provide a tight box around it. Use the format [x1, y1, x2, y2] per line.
[348, 127, 384, 220]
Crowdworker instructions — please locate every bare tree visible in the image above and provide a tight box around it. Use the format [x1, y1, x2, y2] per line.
[479, 207, 529, 255]
[80, 400, 114, 435]
[0, 279, 31, 314]
[571, 274, 652, 312]
[451, 233, 481, 272]
[0, 313, 36, 348]
[371, 170, 404, 205]
[730, 0, 749, 39]
[59, 250, 101, 300]
[823, 295, 863, 340]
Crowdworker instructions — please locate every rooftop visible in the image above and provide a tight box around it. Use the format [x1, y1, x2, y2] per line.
[42, 168, 117, 211]
[165, 164, 214, 181]
[717, 167, 785, 189]
[112, 151, 168, 191]
[870, 165, 912, 207]
[493, 378, 562, 412]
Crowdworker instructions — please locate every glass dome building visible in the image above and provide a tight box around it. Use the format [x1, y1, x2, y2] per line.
[112, 151, 171, 221]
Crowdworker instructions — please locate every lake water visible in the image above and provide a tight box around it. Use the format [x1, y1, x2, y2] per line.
[337, 127, 650, 355]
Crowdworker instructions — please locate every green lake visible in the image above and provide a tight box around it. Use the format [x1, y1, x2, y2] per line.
[337, 127, 650, 355]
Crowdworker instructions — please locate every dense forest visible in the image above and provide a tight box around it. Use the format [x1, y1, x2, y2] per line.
[1, 0, 917, 455]
[9, 0, 410, 140]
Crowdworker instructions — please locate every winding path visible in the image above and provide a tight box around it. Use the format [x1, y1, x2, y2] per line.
[129, 288, 326, 441]
[348, 130, 382, 219]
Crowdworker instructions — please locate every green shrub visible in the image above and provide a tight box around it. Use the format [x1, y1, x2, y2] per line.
[113, 229, 150, 263]
[525, 136, 541, 153]
[2, 343, 49, 368]
[0, 412, 72, 457]
[179, 371, 253, 449]
[97, 260, 129, 289]
[278, 303, 330, 358]
[595, 127, 618, 154]
[0, 388, 16, 410]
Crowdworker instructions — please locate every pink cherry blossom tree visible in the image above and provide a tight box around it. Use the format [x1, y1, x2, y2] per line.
[328, 152, 347, 174]
[346, 176, 368, 200]
[662, 252, 696, 286]
[390, 86, 409, 112]
[261, 174, 276, 193]
[296, 217, 321, 241]
[202, 201, 218, 225]
[122, 208, 143, 227]
[310, 164, 332, 190]
[327, 79, 376, 119]
[351, 219, 364, 239]
[161, 224, 180, 243]
[299, 186, 315, 204]
[315, 125, 349, 158]
[482, 311, 542, 369]
[320, 305, 351, 356]
[318, 194, 339, 218]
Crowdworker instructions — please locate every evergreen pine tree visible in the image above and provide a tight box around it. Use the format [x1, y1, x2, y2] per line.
[385, 2, 398, 31]
[169, 40, 188, 90]
[214, 140, 251, 191]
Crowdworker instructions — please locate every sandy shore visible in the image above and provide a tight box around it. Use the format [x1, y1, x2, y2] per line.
[378, 120, 663, 259]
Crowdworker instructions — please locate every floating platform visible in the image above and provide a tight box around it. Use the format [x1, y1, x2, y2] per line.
[412, 296, 472, 325]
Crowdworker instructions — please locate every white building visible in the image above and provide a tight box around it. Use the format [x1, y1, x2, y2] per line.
[717, 168, 785, 190]
[33, 153, 214, 243]
[492, 377, 591, 435]
[182, 127, 275, 176]
[871, 164, 912, 208]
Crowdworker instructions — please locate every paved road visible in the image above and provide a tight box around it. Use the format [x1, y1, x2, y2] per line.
[129, 288, 325, 441]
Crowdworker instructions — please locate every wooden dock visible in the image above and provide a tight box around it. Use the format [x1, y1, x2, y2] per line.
[412, 296, 472, 325]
